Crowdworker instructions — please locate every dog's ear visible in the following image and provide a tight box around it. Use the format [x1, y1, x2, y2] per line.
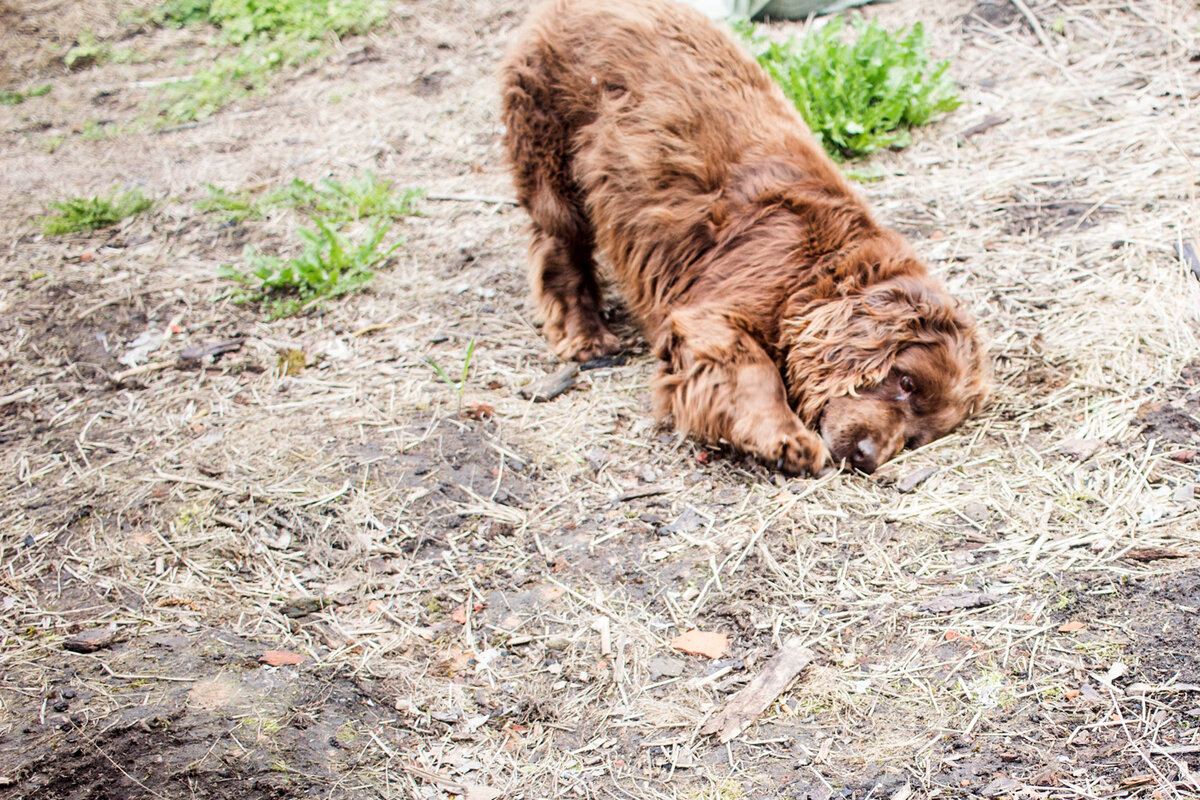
[782, 276, 968, 423]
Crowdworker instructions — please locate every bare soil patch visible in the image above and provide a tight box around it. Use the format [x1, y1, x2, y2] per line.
[2, 1, 1200, 799]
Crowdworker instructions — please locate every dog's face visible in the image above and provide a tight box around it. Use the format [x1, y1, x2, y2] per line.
[818, 343, 980, 473]
[784, 275, 990, 474]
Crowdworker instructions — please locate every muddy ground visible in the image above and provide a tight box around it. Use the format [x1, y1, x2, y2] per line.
[1, 1, 1199, 798]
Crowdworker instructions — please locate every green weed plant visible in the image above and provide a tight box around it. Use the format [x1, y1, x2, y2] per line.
[426, 339, 477, 411]
[40, 189, 153, 235]
[221, 218, 399, 319]
[737, 16, 961, 159]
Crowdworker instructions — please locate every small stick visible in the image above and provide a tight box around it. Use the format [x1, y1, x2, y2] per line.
[700, 639, 814, 743]
[0, 387, 35, 407]
[110, 360, 174, 384]
[425, 193, 518, 206]
[1010, 0, 1056, 55]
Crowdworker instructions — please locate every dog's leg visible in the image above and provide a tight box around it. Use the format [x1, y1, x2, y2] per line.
[500, 59, 619, 362]
[653, 307, 829, 475]
[526, 226, 619, 362]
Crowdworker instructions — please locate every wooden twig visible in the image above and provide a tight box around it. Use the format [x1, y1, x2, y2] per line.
[701, 639, 814, 743]
[425, 193, 518, 206]
[1010, 0, 1056, 54]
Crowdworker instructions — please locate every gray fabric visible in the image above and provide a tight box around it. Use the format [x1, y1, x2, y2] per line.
[681, 0, 897, 19]
[759, 0, 898, 18]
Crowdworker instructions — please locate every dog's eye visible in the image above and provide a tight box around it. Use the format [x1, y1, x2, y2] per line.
[898, 374, 916, 396]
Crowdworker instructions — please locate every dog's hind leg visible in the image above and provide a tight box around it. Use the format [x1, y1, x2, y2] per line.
[500, 53, 619, 362]
[653, 306, 830, 475]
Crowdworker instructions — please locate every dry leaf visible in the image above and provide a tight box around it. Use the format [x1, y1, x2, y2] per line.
[462, 402, 495, 421]
[260, 650, 306, 666]
[448, 648, 474, 674]
[670, 630, 728, 659]
[451, 605, 468, 624]
[1058, 620, 1086, 633]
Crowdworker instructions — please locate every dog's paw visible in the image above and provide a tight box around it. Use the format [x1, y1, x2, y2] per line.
[732, 410, 829, 476]
[770, 429, 830, 476]
[552, 325, 621, 362]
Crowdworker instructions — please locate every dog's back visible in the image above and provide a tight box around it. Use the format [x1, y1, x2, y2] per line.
[499, 0, 859, 333]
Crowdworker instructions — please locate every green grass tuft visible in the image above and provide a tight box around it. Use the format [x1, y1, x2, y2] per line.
[199, 172, 423, 223]
[149, 0, 389, 121]
[0, 84, 51, 106]
[286, 173, 425, 222]
[40, 189, 153, 235]
[153, 0, 388, 43]
[220, 217, 399, 318]
[64, 30, 110, 70]
[158, 38, 320, 122]
[737, 16, 961, 159]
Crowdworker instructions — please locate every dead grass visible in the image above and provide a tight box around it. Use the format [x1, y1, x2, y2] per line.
[2, 0, 1200, 798]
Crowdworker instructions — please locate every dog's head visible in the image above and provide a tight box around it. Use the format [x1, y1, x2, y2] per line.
[782, 274, 990, 474]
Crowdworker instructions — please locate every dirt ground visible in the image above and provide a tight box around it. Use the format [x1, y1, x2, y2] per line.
[2, 1, 1200, 798]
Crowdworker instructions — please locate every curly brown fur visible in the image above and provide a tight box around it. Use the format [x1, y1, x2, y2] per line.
[499, 0, 990, 474]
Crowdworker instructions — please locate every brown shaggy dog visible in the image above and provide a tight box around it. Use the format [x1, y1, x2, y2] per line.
[499, 0, 990, 475]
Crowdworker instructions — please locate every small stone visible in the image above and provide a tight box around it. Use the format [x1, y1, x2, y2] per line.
[1057, 438, 1102, 461]
[646, 656, 685, 679]
[963, 501, 990, 522]
[586, 448, 609, 471]
[545, 635, 571, 651]
[63, 625, 118, 653]
[663, 507, 705, 534]
[277, 596, 334, 618]
[981, 777, 1020, 797]
[1173, 484, 1195, 504]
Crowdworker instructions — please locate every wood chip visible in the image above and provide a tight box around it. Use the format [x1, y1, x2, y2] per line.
[700, 638, 813, 743]
[1124, 546, 1189, 562]
[260, 650, 306, 666]
[63, 624, 119, 653]
[179, 338, 244, 361]
[1057, 620, 1086, 633]
[518, 364, 578, 402]
[896, 467, 937, 493]
[670, 630, 728, 659]
[915, 592, 1001, 614]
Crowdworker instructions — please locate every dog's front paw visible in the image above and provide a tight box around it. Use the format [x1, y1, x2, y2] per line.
[735, 414, 829, 476]
[770, 428, 830, 476]
[552, 324, 621, 362]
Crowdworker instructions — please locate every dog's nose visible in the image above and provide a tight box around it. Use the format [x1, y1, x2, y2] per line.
[850, 438, 879, 474]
